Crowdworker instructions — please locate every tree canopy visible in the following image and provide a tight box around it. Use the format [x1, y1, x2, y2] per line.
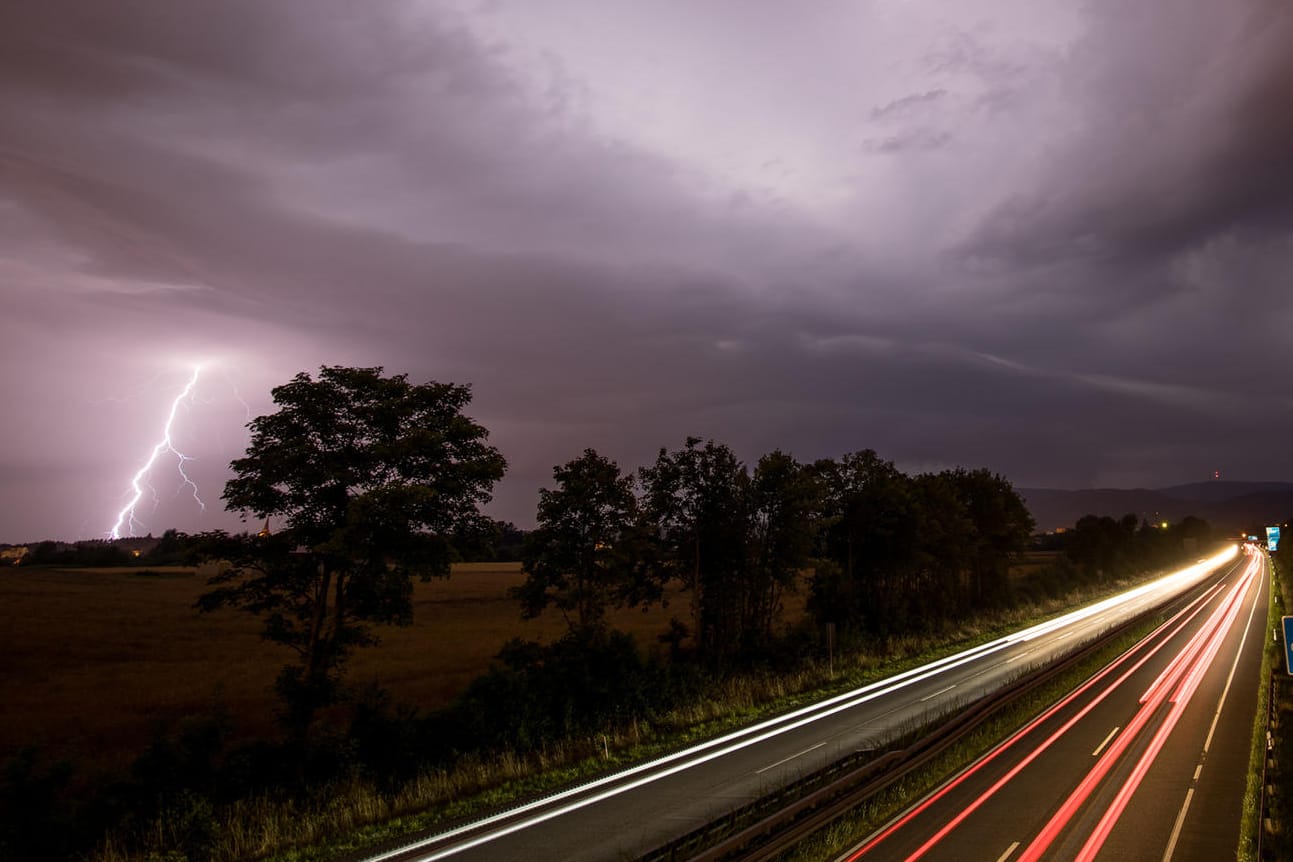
[515, 449, 644, 634]
[200, 366, 507, 735]
[639, 438, 752, 662]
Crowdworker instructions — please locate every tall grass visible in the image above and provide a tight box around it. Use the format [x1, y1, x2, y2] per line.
[773, 619, 1172, 862]
[1243, 552, 1288, 862]
[86, 565, 1191, 862]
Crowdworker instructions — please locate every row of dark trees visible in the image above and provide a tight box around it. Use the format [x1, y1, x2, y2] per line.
[1, 366, 1225, 862]
[516, 443, 1036, 664]
[1060, 513, 1214, 580]
[18, 539, 140, 567]
[183, 367, 1038, 737]
[7, 520, 522, 571]
[12, 367, 1213, 745]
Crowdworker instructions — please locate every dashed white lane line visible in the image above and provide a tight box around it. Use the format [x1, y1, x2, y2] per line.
[756, 742, 826, 775]
[921, 684, 957, 703]
[1092, 726, 1120, 757]
[1161, 787, 1195, 862]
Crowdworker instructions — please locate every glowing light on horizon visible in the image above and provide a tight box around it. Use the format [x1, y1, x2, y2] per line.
[109, 365, 206, 539]
[363, 547, 1241, 862]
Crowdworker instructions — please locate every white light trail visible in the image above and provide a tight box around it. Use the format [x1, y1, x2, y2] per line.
[109, 365, 205, 539]
[363, 546, 1240, 862]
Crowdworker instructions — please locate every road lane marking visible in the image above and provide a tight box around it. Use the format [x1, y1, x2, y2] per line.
[756, 742, 826, 774]
[839, 570, 1235, 862]
[868, 703, 908, 723]
[1057, 558, 1263, 862]
[1203, 560, 1264, 754]
[921, 684, 957, 703]
[390, 627, 1019, 861]
[1092, 727, 1120, 757]
[996, 841, 1021, 862]
[1192, 764, 1201, 781]
[1018, 558, 1260, 862]
[1161, 787, 1195, 862]
[385, 550, 1241, 862]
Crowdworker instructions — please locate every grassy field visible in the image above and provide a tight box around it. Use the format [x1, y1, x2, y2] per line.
[0, 549, 1143, 779]
[4, 553, 1213, 861]
[0, 562, 715, 772]
[0, 555, 1063, 775]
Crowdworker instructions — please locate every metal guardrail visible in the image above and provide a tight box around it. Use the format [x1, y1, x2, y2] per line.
[651, 560, 1259, 862]
[1259, 671, 1274, 860]
[638, 603, 1162, 862]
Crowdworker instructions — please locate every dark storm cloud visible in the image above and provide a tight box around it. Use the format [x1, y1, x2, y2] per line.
[862, 130, 953, 154]
[960, 0, 1293, 271]
[870, 89, 949, 122]
[2, 1, 1292, 540]
[932, 0, 1293, 425]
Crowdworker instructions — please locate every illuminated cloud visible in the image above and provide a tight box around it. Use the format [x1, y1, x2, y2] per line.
[1, 0, 1290, 540]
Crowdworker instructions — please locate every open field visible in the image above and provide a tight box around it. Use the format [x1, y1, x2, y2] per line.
[0, 563, 776, 772]
[1, 555, 1059, 775]
[0, 563, 812, 770]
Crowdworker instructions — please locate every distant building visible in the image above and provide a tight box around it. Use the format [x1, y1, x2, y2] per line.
[113, 536, 161, 557]
[1, 546, 29, 565]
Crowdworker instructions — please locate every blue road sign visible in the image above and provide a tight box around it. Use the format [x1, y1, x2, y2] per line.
[1269, 526, 1282, 552]
[1284, 617, 1293, 675]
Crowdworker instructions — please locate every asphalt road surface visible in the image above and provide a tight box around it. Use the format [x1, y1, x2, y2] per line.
[839, 545, 1268, 862]
[362, 546, 1246, 862]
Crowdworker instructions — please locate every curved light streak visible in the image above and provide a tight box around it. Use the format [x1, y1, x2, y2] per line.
[367, 546, 1239, 862]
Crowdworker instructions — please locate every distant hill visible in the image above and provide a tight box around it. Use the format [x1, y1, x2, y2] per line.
[1019, 481, 1293, 533]
[1155, 481, 1293, 503]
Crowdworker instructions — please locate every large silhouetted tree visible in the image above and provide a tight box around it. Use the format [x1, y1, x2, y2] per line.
[198, 366, 506, 737]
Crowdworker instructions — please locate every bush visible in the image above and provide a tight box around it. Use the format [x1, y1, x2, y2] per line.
[0, 748, 78, 860]
[449, 629, 655, 753]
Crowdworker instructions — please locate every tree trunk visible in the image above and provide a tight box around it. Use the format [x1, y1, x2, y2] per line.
[304, 560, 331, 693]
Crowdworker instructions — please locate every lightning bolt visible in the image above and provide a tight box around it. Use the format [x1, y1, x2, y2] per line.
[223, 368, 253, 428]
[109, 365, 206, 539]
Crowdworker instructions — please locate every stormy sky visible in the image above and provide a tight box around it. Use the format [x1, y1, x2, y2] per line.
[2, 1, 1291, 543]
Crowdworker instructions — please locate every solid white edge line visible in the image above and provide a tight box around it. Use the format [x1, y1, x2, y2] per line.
[1203, 556, 1264, 755]
[1164, 552, 1260, 862]
[363, 633, 1012, 861]
[365, 547, 1239, 862]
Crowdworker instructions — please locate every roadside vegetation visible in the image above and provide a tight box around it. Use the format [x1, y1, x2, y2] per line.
[0, 365, 1222, 862]
[1251, 543, 1293, 861]
[775, 612, 1180, 862]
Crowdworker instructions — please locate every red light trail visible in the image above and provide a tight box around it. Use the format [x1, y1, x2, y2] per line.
[844, 546, 1262, 862]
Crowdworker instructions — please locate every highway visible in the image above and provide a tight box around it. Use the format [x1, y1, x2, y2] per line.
[840, 545, 1267, 862]
[362, 546, 1245, 862]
